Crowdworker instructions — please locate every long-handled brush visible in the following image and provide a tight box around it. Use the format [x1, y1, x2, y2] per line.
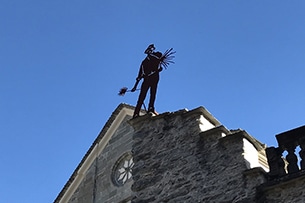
[118, 87, 140, 96]
[118, 87, 147, 111]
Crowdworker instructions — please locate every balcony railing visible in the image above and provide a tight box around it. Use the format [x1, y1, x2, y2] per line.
[266, 125, 305, 178]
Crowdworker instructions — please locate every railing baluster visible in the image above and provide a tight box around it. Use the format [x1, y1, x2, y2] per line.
[286, 146, 299, 173]
[299, 138, 305, 170]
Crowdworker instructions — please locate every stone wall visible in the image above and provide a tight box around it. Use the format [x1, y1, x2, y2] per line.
[68, 115, 134, 203]
[258, 171, 305, 203]
[130, 109, 267, 203]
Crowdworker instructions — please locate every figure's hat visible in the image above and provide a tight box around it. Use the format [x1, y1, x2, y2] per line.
[144, 44, 155, 54]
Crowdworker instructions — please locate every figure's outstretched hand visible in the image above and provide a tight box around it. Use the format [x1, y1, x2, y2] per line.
[131, 87, 136, 92]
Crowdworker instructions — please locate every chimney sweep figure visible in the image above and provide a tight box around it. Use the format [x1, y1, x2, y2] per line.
[118, 44, 175, 118]
[131, 44, 162, 118]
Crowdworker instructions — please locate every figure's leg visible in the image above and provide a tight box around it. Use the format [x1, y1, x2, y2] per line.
[148, 79, 158, 113]
[133, 81, 149, 118]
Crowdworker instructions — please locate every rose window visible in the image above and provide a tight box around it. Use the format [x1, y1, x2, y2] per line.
[112, 152, 134, 186]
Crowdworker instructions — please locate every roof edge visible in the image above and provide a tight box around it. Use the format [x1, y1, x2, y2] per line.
[54, 103, 135, 203]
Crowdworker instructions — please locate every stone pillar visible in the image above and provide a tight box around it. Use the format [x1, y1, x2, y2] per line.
[265, 147, 286, 178]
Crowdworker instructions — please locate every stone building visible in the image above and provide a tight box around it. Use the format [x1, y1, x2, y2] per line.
[54, 103, 305, 203]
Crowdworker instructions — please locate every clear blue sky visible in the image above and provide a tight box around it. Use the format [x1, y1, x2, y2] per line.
[1, 1, 305, 202]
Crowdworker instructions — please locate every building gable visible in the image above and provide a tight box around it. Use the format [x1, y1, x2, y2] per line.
[55, 104, 270, 203]
[54, 103, 135, 203]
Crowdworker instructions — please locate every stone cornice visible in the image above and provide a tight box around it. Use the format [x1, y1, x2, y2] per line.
[221, 129, 266, 151]
[129, 106, 221, 131]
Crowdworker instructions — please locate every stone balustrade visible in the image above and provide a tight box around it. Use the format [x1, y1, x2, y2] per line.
[266, 125, 305, 178]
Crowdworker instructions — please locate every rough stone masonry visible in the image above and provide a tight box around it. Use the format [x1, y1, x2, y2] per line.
[129, 107, 267, 203]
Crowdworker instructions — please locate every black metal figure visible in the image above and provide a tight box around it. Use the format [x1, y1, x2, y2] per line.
[118, 44, 175, 118]
[131, 44, 163, 118]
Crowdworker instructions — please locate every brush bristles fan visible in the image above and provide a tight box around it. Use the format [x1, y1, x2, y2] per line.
[160, 48, 176, 69]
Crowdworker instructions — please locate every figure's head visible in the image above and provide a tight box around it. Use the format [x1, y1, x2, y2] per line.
[153, 51, 162, 58]
[149, 51, 162, 59]
[150, 51, 162, 62]
[144, 44, 155, 54]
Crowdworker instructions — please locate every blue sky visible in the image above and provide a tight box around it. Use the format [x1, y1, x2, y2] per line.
[1, 1, 305, 202]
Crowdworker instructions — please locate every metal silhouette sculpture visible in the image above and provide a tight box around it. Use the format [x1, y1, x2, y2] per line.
[119, 44, 175, 118]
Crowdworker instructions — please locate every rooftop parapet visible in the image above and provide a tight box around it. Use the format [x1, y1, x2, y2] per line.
[266, 125, 305, 178]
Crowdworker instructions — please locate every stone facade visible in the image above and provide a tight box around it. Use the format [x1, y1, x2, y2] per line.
[257, 172, 305, 203]
[129, 107, 267, 203]
[68, 115, 134, 203]
[55, 104, 305, 203]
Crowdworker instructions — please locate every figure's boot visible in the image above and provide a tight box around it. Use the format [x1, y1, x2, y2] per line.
[133, 113, 139, 119]
[133, 105, 141, 118]
[148, 107, 159, 115]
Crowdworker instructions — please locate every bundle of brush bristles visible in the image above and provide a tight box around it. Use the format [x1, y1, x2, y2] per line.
[118, 48, 176, 96]
[118, 87, 130, 96]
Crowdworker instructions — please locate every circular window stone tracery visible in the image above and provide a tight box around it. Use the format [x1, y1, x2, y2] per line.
[112, 152, 134, 186]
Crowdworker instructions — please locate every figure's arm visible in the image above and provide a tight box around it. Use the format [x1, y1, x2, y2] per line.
[131, 78, 141, 92]
[131, 64, 143, 92]
[158, 64, 163, 72]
